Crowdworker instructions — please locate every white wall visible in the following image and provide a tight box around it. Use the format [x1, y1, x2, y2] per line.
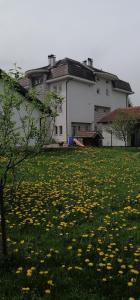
[67, 78, 127, 137]
[25, 75, 129, 145]
[102, 126, 125, 146]
[67, 80, 94, 136]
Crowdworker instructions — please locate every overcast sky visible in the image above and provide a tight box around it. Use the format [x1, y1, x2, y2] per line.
[0, 0, 140, 105]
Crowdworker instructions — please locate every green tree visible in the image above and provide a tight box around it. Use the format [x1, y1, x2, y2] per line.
[0, 69, 62, 256]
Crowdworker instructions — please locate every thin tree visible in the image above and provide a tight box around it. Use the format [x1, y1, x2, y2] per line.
[107, 111, 136, 147]
[0, 69, 62, 256]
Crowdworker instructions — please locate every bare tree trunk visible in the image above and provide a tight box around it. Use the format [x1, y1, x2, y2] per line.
[0, 183, 7, 256]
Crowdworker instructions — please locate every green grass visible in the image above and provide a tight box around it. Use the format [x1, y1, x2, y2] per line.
[0, 147, 140, 300]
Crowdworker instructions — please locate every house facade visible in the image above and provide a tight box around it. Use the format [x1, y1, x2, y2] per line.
[23, 55, 133, 145]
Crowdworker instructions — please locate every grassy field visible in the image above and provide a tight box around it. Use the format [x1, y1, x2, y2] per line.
[0, 147, 140, 300]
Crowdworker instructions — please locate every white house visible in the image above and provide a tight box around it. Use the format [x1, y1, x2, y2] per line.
[23, 55, 133, 146]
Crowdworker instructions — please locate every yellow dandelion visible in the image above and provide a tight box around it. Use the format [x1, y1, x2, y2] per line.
[67, 246, 72, 250]
[130, 269, 139, 275]
[88, 262, 93, 267]
[85, 258, 90, 263]
[20, 240, 25, 244]
[128, 282, 133, 287]
[26, 269, 32, 277]
[102, 278, 107, 282]
[118, 270, 123, 275]
[45, 289, 51, 294]
[21, 287, 30, 293]
[47, 280, 54, 286]
[120, 265, 126, 269]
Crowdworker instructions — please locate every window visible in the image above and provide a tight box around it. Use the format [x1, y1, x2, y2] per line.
[32, 76, 43, 86]
[72, 123, 90, 135]
[59, 126, 63, 135]
[55, 126, 58, 135]
[97, 88, 100, 94]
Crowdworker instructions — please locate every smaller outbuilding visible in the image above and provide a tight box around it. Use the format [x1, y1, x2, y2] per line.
[98, 107, 140, 147]
[74, 131, 103, 147]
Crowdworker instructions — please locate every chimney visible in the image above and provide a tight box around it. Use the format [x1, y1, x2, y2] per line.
[87, 58, 93, 67]
[83, 60, 87, 65]
[48, 54, 56, 67]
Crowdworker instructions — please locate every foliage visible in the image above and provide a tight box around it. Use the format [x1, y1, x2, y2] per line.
[0, 148, 140, 300]
[0, 69, 63, 255]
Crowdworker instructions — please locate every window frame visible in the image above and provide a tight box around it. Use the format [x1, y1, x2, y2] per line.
[59, 125, 63, 135]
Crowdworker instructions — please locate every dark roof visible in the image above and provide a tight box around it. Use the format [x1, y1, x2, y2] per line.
[112, 79, 133, 93]
[26, 58, 96, 82]
[0, 69, 44, 110]
[25, 57, 133, 93]
[98, 107, 140, 123]
[19, 77, 30, 89]
[67, 58, 95, 81]
[46, 58, 95, 81]
[76, 131, 103, 138]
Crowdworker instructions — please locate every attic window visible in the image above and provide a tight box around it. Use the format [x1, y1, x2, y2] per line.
[32, 76, 43, 86]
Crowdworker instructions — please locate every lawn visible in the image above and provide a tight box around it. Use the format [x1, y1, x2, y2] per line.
[0, 147, 140, 300]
